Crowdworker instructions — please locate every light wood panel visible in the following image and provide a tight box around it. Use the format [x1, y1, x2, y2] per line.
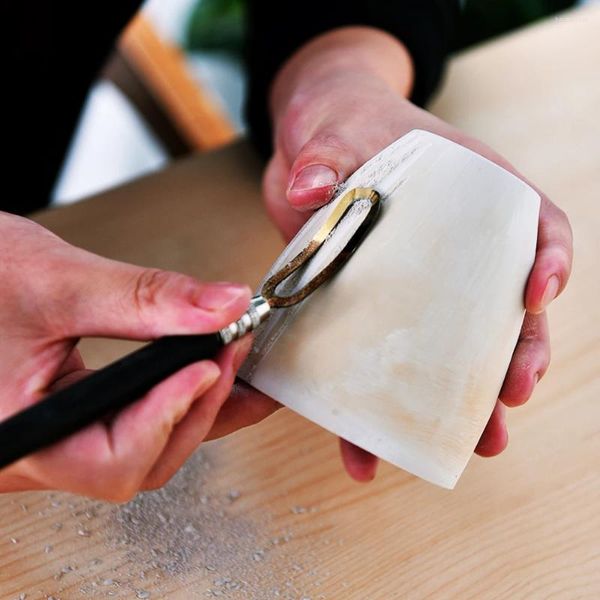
[1, 6, 599, 599]
[119, 14, 237, 151]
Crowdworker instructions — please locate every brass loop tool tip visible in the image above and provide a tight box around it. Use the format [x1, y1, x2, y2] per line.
[220, 186, 381, 344]
[263, 187, 381, 308]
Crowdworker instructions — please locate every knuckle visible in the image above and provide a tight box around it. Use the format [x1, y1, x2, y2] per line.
[279, 101, 304, 138]
[539, 355, 551, 378]
[107, 486, 138, 504]
[520, 312, 544, 341]
[553, 221, 573, 259]
[97, 477, 139, 503]
[543, 204, 574, 258]
[535, 345, 551, 381]
[131, 269, 197, 321]
[300, 132, 350, 159]
[538, 364, 550, 381]
[132, 269, 172, 314]
[278, 93, 318, 149]
[142, 470, 175, 492]
[93, 453, 143, 503]
[102, 477, 139, 504]
[553, 204, 571, 231]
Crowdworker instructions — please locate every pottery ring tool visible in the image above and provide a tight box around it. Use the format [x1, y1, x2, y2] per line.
[0, 187, 381, 469]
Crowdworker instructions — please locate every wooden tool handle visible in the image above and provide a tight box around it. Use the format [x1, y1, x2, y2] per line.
[0, 333, 223, 469]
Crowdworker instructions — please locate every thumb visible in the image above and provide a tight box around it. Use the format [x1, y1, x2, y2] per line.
[286, 133, 366, 212]
[51, 249, 251, 340]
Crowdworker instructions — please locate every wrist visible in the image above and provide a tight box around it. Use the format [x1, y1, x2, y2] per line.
[270, 26, 414, 123]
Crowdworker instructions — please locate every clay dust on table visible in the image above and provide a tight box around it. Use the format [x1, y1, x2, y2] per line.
[8, 446, 333, 600]
[99, 448, 326, 599]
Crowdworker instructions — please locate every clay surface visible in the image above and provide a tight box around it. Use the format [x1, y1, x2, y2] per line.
[241, 130, 540, 488]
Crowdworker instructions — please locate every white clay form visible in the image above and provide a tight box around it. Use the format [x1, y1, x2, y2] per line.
[240, 130, 540, 489]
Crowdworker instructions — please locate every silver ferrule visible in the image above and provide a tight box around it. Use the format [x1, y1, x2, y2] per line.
[219, 295, 271, 345]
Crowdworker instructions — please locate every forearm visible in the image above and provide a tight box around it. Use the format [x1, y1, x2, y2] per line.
[270, 26, 415, 122]
[245, 0, 459, 156]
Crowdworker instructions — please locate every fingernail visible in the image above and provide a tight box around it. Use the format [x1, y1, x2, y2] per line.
[289, 164, 337, 192]
[541, 275, 560, 311]
[195, 282, 249, 312]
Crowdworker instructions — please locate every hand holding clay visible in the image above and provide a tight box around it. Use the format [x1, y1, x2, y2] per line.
[265, 27, 573, 480]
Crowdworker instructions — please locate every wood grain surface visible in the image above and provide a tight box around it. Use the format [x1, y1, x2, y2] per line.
[1, 6, 599, 599]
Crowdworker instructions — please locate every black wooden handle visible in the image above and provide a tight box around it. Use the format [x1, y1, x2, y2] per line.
[0, 333, 223, 469]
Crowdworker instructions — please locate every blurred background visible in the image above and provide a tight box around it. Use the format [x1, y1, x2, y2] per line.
[52, 0, 598, 205]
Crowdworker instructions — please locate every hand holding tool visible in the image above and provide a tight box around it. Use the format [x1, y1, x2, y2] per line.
[0, 188, 380, 469]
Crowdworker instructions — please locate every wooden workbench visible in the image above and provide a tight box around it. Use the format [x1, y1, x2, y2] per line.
[1, 6, 599, 599]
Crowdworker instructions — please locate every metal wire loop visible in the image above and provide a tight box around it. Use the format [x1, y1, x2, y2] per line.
[261, 187, 381, 308]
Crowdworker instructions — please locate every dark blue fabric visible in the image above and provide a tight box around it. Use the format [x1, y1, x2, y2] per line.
[245, 1, 460, 158]
[1, 1, 458, 214]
